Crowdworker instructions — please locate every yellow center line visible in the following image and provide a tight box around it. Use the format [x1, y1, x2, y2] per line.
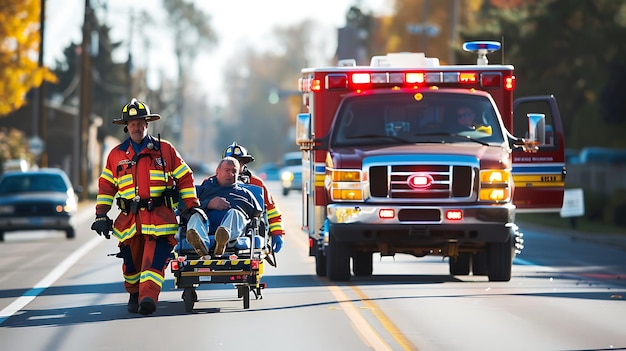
[327, 285, 392, 351]
[350, 285, 419, 351]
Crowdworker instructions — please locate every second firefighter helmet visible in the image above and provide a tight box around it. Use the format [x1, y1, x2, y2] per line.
[112, 98, 161, 125]
[222, 142, 255, 164]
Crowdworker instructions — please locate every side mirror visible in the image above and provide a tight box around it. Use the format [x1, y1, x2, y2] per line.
[515, 113, 545, 153]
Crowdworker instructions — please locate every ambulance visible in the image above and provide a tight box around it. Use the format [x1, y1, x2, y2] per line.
[295, 41, 566, 282]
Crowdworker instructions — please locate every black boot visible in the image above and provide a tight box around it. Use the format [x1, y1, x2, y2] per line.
[127, 293, 139, 313]
[138, 297, 156, 315]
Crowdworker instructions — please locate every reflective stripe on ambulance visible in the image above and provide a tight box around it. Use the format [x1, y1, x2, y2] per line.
[512, 163, 565, 188]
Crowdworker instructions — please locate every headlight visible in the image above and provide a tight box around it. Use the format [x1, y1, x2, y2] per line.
[328, 169, 363, 201]
[281, 171, 294, 182]
[0, 204, 15, 214]
[479, 169, 511, 202]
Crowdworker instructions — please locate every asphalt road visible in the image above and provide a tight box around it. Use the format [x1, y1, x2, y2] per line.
[0, 181, 625, 351]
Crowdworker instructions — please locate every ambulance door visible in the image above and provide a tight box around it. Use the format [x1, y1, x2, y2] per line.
[295, 113, 314, 238]
[511, 95, 566, 212]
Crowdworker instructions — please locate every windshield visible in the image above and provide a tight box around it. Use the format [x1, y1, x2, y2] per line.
[331, 92, 505, 147]
[0, 174, 69, 194]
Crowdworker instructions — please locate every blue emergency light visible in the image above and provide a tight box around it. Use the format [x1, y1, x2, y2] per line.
[462, 41, 501, 53]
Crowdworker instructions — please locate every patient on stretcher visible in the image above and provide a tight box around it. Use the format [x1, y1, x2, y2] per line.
[179, 157, 264, 258]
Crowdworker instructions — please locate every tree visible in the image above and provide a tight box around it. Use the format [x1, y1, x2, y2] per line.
[459, 0, 626, 148]
[0, 0, 56, 117]
[161, 0, 217, 144]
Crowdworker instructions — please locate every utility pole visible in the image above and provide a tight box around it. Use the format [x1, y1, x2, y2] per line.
[78, 0, 92, 200]
[38, 0, 47, 167]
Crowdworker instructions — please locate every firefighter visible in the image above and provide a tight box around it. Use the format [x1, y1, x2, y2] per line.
[91, 98, 201, 315]
[221, 142, 285, 253]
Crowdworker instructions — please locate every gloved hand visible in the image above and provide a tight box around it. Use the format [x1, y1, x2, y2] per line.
[91, 214, 113, 239]
[182, 206, 207, 222]
[272, 234, 284, 253]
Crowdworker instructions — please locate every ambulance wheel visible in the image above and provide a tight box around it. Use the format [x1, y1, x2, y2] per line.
[449, 252, 470, 275]
[487, 236, 513, 282]
[315, 244, 327, 277]
[352, 251, 373, 276]
[326, 228, 351, 281]
[472, 252, 488, 276]
[182, 287, 196, 312]
[66, 228, 75, 239]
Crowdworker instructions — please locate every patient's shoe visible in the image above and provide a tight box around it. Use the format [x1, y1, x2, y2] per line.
[186, 228, 209, 256]
[214, 226, 230, 256]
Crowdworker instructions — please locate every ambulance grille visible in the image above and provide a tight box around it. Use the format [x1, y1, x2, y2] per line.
[369, 165, 474, 199]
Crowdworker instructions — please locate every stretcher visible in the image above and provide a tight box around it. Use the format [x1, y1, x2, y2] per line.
[170, 184, 275, 311]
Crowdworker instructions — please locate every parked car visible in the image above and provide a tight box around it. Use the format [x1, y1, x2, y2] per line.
[255, 162, 280, 181]
[279, 152, 302, 196]
[0, 168, 78, 241]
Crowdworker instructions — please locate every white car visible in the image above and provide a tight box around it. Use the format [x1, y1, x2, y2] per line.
[279, 152, 302, 196]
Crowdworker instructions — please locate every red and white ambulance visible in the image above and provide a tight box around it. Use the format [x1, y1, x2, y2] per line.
[295, 41, 566, 281]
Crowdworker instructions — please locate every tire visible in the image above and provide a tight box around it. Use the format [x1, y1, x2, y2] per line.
[449, 252, 471, 275]
[352, 251, 373, 276]
[282, 188, 289, 196]
[66, 228, 75, 239]
[326, 228, 351, 281]
[487, 236, 513, 282]
[472, 252, 488, 276]
[314, 244, 327, 277]
[0, 231, 4, 242]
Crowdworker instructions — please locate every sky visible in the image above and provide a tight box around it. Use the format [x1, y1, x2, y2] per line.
[44, 0, 393, 104]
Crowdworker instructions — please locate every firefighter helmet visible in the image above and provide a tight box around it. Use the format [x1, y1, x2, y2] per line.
[112, 98, 161, 125]
[222, 142, 255, 164]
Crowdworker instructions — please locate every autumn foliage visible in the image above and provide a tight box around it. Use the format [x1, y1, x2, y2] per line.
[0, 0, 57, 117]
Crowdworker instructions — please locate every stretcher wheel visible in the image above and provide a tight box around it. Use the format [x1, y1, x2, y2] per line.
[182, 287, 196, 312]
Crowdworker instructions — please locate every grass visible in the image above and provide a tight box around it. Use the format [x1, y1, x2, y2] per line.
[516, 212, 626, 235]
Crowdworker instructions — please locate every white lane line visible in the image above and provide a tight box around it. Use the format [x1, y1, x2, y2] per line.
[0, 236, 102, 325]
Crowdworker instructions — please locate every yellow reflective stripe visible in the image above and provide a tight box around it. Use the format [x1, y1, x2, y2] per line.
[118, 188, 135, 198]
[96, 194, 114, 206]
[141, 223, 178, 236]
[269, 222, 284, 232]
[315, 173, 325, 187]
[101, 168, 115, 184]
[124, 272, 140, 285]
[113, 223, 137, 241]
[179, 186, 196, 199]
[267, 207, 280, 220]
[140, 271, 164, 288]
[513, 175, 563, 182]
[118, 174, 133, 187]
[172, 163, 191, 179]
[149, 170, 167, 181]
[513, 174, 564, 188]
[514, 181, 565, 188]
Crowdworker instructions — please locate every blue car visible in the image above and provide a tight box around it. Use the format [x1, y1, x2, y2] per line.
[0, 168, 78, 241]
[279, 152, 302, 196]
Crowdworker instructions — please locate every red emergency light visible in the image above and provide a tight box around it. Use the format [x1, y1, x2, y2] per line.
[378, 209, 395, 219]
[445, 209, 463, 221]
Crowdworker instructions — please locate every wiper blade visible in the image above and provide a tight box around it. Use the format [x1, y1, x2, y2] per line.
[345, 134, 412, 144]
[415, 132, 489, 146]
